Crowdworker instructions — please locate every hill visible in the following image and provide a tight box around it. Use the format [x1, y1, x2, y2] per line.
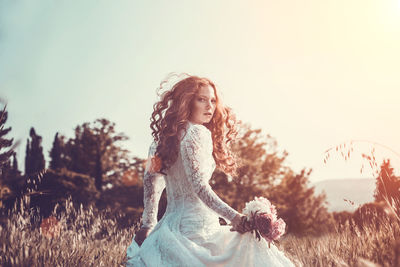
[312, 178, 375, 212]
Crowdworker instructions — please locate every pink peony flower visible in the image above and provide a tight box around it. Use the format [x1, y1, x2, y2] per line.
[268, 219, 286, 241]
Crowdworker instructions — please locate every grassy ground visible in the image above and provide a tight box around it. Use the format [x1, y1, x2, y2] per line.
[280, 217, 400, 267]
[1, 196, 398, 267]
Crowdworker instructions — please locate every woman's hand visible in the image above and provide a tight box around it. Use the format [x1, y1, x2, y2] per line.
[134, 227, 151, 246]
[230, 214, 251, 234]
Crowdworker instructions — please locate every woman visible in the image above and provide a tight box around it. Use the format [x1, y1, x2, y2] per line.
[126, 73, 296, 266]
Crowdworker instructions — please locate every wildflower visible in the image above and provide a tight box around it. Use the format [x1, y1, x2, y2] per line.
[40, 216, 60, 238]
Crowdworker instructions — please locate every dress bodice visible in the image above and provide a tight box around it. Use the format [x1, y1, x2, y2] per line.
[141, 121, 238, 231]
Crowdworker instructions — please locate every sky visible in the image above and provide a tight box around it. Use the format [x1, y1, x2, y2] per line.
[1, 0, 399, 184]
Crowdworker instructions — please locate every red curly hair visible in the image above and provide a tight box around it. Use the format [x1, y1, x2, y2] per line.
[150, 73, 239, 177]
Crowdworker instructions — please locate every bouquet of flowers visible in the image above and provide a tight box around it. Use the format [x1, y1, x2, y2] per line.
[242, 197, 286, 247]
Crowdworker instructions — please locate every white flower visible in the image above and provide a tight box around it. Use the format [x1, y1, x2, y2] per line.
[242, 196, 277, 221]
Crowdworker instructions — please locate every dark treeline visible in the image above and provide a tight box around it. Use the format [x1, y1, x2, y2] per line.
[0, 104, 144, 228]
[0, 103, 398, 235]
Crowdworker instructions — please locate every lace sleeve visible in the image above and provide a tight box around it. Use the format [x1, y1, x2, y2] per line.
[180, 124, 239, 222]
[141, 140, 166, 230]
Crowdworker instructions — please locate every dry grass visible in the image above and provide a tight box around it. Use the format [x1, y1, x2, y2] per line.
[280, 215, 400, 267]
[0, 195, 138, 266]
[1, 193, 399, 267]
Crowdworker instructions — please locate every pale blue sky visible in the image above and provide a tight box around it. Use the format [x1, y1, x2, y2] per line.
[1, 0, 400, 183]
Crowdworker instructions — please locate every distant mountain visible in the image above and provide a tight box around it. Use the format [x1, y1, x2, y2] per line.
[312, 178, 376, 212]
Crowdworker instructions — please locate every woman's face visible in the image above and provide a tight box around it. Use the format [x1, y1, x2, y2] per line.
[189, 85, 217, 125]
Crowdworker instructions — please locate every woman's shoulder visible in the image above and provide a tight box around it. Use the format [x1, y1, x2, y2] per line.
[188, 121, 211, 135]
[147, 139, 159, 156]
[182, 121, 212, 142]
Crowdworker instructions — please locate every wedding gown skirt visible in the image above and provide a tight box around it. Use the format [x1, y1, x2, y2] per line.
[126, 206, 295, 266]
[126, 121, 296, 266]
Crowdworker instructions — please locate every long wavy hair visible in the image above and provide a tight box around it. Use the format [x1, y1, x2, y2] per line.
[150, 73, 239, 177]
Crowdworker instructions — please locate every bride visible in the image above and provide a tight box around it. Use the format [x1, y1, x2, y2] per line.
[126, 74, 296, 266]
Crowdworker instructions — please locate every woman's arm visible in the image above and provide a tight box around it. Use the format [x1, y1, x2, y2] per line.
[135, 141, 166, 245]
[180, 124, 241, 222]
[141, 171, 165, 229]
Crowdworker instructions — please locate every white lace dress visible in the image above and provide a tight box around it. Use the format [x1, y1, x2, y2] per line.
[126, 121, 296, 267]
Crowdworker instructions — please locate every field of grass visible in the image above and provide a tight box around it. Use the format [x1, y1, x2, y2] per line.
[281, 217, 400, 267]
[1, 195, 399, 267]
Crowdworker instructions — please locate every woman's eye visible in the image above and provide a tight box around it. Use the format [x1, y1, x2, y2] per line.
[197, 98, 216, 103]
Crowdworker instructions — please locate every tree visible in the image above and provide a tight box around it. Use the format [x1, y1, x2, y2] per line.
[49, 132, 65, 170]
[29, 168, 100, 218]
[24, 127, 46, 177]
[211, 122, 290, 210]
[374, 159, 400, 205]
[211, 122, 333, 235]
[0, 104, 24, 212]
[64, 118, 131, 191]
[9, 152, 21, 178]
[268, 169, 334, 235]
[0, 105, 14, 177]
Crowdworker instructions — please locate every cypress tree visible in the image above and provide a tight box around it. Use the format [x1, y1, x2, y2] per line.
[10, 152, 21, 178]
[49, 132, 64, 170]
[25, 138, 31, 175]
[24, 127, 45, 177]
